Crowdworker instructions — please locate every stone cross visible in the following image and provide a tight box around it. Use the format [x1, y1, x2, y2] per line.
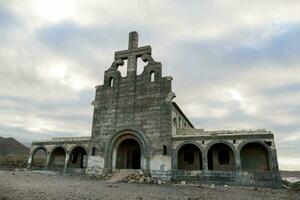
[115, 31, 152, 76]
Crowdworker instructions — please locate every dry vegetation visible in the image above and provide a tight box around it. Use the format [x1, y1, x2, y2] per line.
[0, 156, 46, 169]
[0, 156, 28, 169]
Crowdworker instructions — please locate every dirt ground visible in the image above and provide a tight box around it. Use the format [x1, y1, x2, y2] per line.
[0, 170, 299, 200]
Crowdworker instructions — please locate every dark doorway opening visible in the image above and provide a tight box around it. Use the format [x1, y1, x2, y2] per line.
[49, 147, 66, 170]
[241, 143, 270, 171]
[207, 143, 235, 171]
[68, 146, 87, 168]
[178, 144, 202, 170]
[116, 139, 141, 169]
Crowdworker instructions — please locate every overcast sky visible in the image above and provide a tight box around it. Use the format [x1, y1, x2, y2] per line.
[1, 0, 300, 170]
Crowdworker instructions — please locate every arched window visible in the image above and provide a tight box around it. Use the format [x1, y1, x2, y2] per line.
[178, 117, 181, 128]
[150, 71, 155, 82]
[109, 77, 114, 87]
[173, 117, 177, 126]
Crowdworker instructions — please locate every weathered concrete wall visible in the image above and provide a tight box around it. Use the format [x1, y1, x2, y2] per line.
[89, 32, 173, 174]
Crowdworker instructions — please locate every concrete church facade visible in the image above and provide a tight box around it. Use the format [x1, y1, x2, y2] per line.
[28, 32, 282, 188]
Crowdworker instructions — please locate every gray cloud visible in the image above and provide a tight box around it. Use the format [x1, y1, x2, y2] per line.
[0, 0, 299, 170]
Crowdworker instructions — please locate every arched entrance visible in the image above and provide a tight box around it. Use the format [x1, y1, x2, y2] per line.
[31, 147, 47, 169]
[107, 130, 149, 173]
[49, 147, 66, 170]
[207, 143, 235, 171]
[68, 146, 87, 169]
[240, 142, 270, 171]
[116, 139, 141, 169]
[177, 144, 202, 170]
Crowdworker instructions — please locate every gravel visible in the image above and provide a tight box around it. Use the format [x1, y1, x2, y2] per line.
[0, 170, 299, 200]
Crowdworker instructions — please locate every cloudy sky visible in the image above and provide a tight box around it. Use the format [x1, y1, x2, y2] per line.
[1, 0, 300, 170]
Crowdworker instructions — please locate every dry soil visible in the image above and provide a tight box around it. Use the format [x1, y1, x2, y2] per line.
[0, 170, 299, 200]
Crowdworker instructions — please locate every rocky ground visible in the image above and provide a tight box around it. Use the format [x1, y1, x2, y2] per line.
[0, 170, 299, 200]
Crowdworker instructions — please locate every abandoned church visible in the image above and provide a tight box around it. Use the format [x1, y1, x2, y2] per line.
[28, 31, 282, 188]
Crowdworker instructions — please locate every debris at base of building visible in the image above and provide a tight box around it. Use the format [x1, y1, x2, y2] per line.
[281, 179, 300, 191]
[121, 172, 165, 185]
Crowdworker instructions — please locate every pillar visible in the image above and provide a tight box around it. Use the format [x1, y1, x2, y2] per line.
[202, 152, 208, 171]
[64, 152, 69, 173]
[27, 154, 33, 169]
[235, 153, 242, 172]
[45, 151, 51, 169]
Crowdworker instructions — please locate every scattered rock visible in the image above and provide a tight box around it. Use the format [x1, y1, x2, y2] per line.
[291, 181, 300, 191]
[121, 172, 165, 185]
[187, 197, 204, 200]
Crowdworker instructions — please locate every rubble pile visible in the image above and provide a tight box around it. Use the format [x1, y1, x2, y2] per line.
[122, 172, 165, 185]
[102, 173, 113, 180]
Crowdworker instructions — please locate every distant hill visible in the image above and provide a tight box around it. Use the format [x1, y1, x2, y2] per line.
[0, 136, 29, 156]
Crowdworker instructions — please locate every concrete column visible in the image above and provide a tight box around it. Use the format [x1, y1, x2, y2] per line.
[45, 152, 51, 169]
[270, 149, 279, 171]
[235, 154, 242, 172]
[27, 154, 33, 169]
[64, 152, 70, 173]
[202, 151, 208, 171]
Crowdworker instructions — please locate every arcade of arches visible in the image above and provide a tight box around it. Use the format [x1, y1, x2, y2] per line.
[176, 142, 270, 172]
[30, 142, 270, 172]
[30, 145, 88, 170]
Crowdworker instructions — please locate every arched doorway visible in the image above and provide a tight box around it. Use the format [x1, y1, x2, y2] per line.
[240, 142, 270, 171]
[31, 147, 47, 169]
[207, 143, 235, 171]
[68, 146, 87, 169]
[116, 139, 141, 169]
[177, 144, 202, 170]
[49, 147, 66, 170]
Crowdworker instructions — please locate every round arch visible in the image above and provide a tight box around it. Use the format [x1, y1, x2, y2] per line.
[68, 146, 88, 169]
[69, 145, 88, 156]
[238, 141, 271, 172]
[49, 146, 67, 170]
[31, 145, 48, 157]
[105, 129, 150, 173]
[30, 145, 48, 169]
[176, 142, 203, 170]
[173, 141, 204, 170]
[206, 141, 236, 171]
